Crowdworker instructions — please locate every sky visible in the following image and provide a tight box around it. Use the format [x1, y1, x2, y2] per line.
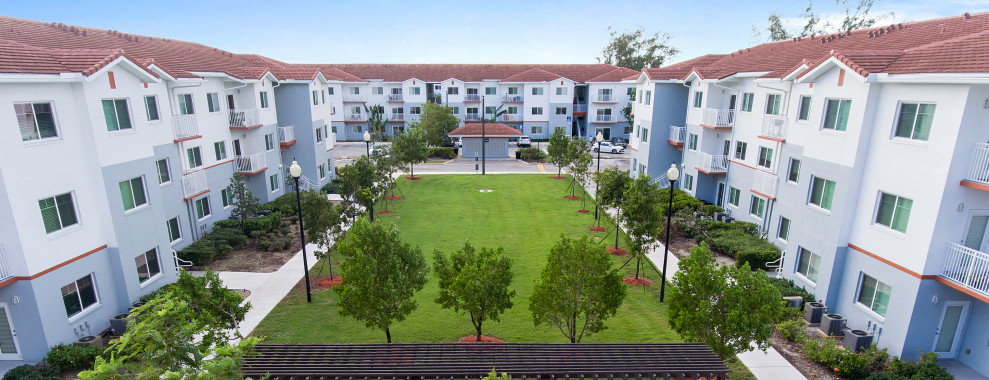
[3, 0, 989, 66]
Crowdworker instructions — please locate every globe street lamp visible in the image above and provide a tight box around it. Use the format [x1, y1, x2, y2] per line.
[289, 160, 313, 303]
[363, 131, 372, 156]
[660, 163, 679, 303]
[593, 132, 604, 225]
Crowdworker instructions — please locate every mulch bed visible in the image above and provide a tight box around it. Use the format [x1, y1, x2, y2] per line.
[623, 277, 655, 286]
[199, 220, 301, 273]
[456, 335, 505, 343]
[589, 226, 606, 232]
[551, 176, 566, 180]
[606, 246, 628, 256]
[404, 176, 422, 180]
[771, 331, 842, 380]
[385, 196, 404, 200]
[564, 195, 581, 200]
[377, 209, 394, 214]
[314, 275, 343, 289]
[578, 209, 590, 213]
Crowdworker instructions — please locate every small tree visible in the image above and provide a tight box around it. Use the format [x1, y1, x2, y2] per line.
[337, 155, 389, 220]
[530, 235, 626, 343]
[597, 27, 679, 70]
[620, 174, 664, 279]
[300, 189, 348, 278]
[621, 91, 635, 133]
[668, 243, 785, 361]
[433, 241, 515, 342]
[228, 173, 260, 233]
[416, 102, 461, 146]
[391, 127, 431, 178]
[566, 139, 593, 202]
[364, 104, 387, 140]
[596, 167, 633, 250]
[546, 129, 571, 177]
[334, 218, 428, 343]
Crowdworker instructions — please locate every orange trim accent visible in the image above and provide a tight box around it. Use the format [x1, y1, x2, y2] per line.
[668, 140, 684, 147]
[0, 245, 108, 289]
[749, 189, 776, 201]
[848, 243, 926, 279]
[203, 159, 234, 170]
[592, 101, 618, 104]
[173, 135, 202, 143]
[108, 71, 116, 89]
[699, 124, 732, 130]
[838, 70, 845, 86]
[933, 277, 989, 303]
[238, 167, 268, 175]
[629, 147, 638, 152]
[183, 189, 210, 200]
[143, 83, 148, 88]
[696, 167, 726, 175]
[809, 83, 815, 88]
[847, 243, 989, 301]
[228, 124, 263, 130]
[758, 136, 786, 143]
[279, 140, 297, 150]
[960, 180, 989, 192]
[729, 160, 758, 170]
[342, 100, 367, 103]
[573, 112, 587, 116]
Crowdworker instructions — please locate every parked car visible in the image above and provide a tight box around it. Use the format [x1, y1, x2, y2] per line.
[609, 137, 628, 147]
[517, 136, 532, 147]
[592, 142, 625, 154]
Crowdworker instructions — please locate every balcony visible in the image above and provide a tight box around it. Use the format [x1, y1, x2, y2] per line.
[464, 114, 481, 122]
[228, 108, 262, 129]
[464, 94, 481, 102]
[594, 94, 616, 103]
[171, 114, 200, 142]
[595, 115, 615, 123]
[390, 113, 405, 121]
[181, 170, 209, 199]
[387, 94, 404, 102]
[573, 104, 588, 115]
[751, 170, 778, 199]
[942, 242, 989, 298]
[343, 95, 365, 103]
[345, 114, 366, 122]
[501, 114, 523, 122]
[962, 143, 989, 191]
[503, 95, 524, 103]
[278, 126, 295, 149]
[760, 115, 788, 142]
[235, 152, 267, 175]
[700, 108, 735, 129]
[0, 243, 12, 281]
[668, 126, 686, 147]
[694, 152, 728, 174]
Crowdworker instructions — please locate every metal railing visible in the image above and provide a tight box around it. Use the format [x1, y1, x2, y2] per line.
[701, 108, 735, 128]
[966, 143, 989, 184]
[173, 250, 192, 274]
[669, 126, 686, 144]
[171, 114, 199, 140]
[596, 94, 614, 102]
[0, 242, 12, 280]
[502, 95, 524, 103]
[278, 126, 295, 143]
[942, 242, 989, 297]
[761, 115, 788, 140]
[695, 152, 729, 173]
[501, 114, 523, 122]
[343, 95, 365, 102]
[595, 115, 613, 123]
[752, 170, 778, 198]
[346, 114, 366, 122]
[391, 113, 405, 120]
[464, 94, 481, 102]
[573, 104, 588, 113]
[387, 94, 404, 102]
[182, 170, 209, 198]
[464, 114, 481, 121]
[229, 108, 261, 128]
[235, 152, 267, 174]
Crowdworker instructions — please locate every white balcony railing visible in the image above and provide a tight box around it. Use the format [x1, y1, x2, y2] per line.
[278, 126, 295, 143]
[669, 126, 686, 144]
[464, 94, 481, 102]
[595, 115, 613, 123]
[182, 170, 208, 198]
[229, 108, 261, 128]
[346, 114, 366, 122]
[464, 114, 481, 122]
[343, 95, 365, 102]
[942, 242, 989, 297]
[0, 242, 13, 281]
[573, 104, 588, 113]
[387, 94, 404, 102]
[695, 152, 729, 173]
[701, 108, 735, 128]
[391, 113, 405, 121]
[235, 152, 267, 174]
[501, 114, 523, 122]
[503, 95, 524, 103]
[171, 114, 200, 141]
[752, 170, 779, 198]
[325, 130, 336, 150]
[596, 94, 614, 102]
[966, 143, 989, 184]
[761, 115, 788, 140]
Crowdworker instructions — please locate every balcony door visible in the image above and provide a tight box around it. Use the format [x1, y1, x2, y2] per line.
[932, 301, 969, 358]
[227, 95, 236, 110]
[0, 303, 21, 360]
[233, 140, 242, 156]
[963, 213, 989, 251]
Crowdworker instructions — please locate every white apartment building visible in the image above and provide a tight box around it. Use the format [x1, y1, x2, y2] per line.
[632, 13, 989, 376]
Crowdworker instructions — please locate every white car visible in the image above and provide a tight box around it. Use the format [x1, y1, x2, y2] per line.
[592, 142, 625, 154]
[517, 136, 532, 147]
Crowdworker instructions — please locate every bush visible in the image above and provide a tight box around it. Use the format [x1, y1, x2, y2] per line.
[518, 147, 547, 161]
[429, 147, 457, 159]
[657, 188, 703, 216]
[212, 219, 240, 230]
[701, 204, 723, 216]
[776, 319, 805, 342]
[2, 364, 59, 380]
[766, 277, 816, 303]
[44, 344, 104, 371]
[321, 178, 344, 194]
[261, 194, 296, 215]
[178, 240, 214, 266]
[803, 335, 847, 369]
[867, 352, 953, 380]
[736, 246, 781, 270]
[671, 208, 705, 239]
[838, 345, 890, 380]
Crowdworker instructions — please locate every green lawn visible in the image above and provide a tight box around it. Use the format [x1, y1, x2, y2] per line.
[250, 174, 753, 378]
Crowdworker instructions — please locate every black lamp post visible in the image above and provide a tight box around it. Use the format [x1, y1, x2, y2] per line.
[593, 131, 604, 224]
[660, 163, 679, 303]
[481, 97, 487, 175]
[289, 160, 313, 303]
[363, 130, 372, 156]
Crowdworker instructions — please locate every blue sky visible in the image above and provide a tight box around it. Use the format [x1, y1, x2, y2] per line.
[4, 0, 988, 66]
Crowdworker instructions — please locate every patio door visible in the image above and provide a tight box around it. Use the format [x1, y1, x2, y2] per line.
[933, 301, 969, 358]
[226, 95, 235, 110]
[233, 140, 242, 156]
[963, 213, 989, 251]
[716, 182, 725, 207]
[0, 303, 21, 360]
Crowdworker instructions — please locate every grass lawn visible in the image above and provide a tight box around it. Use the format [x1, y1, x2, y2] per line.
[251, 174, 754, 378]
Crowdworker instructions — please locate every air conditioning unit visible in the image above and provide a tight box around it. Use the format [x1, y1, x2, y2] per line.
[843, 329, 874, 353]
[820, 314, 846, 336]
[694, 211, 706, 218]
[803, 302, 828, 324]
[723, 216, 735, 223]
[73, 335, 103, 347]
[782, 296, 804, 310]
[110, 313, 130, 336]
[714, 212, 726, 222]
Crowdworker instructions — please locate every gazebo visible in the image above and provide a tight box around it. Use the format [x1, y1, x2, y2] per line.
[449, 123, 522, 158]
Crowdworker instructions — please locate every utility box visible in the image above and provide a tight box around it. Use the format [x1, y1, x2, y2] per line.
[820, 314, 847, 336]
[803, 302, 828, 324]
[843, 330, 874, 353]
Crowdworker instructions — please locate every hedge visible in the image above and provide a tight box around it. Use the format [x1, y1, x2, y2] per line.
[44, 344, 104, 371]
[766, 277, 815, 303]
[518, 147, 547, 161]
[429, 147, 457, 159]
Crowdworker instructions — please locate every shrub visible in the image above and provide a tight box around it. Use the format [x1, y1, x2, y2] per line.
[262, 194, 296, 215]
[258, 238, 272, 251]
[701, 204, 723, 216]
[838, 344, 890, 380]
[429, 147, 457, 159]
[212, 219, 240, 230]
[657, 188, 703, 216]
[518, 147, 547, 161]
[178, 240, 213, 266]
[671, 208, 705, 239]
[736, 246, 781, 270]
[776, 319, 805, 343]
[701, 229, 752, 257]
[867, 352, 953, 380]
[208, 227, 247, 247]
[766, 277, 816, 303]
[44, 344, 104, 371]
[321, 178, 344, 194]
[803, 335, 847, 369]
[2, 364, 59, 380]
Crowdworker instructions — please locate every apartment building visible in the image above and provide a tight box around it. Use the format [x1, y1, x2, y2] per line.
[631, 12, 989, 376]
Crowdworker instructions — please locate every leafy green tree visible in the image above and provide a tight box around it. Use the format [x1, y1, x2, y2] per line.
[767, 13, 792, 41]
[413, 102, 460, 146]
[300, 189, 348, 278]
[565, 138, 593, 199]
[337, 155, 389, 221]
[530, 235, 626, 343]
[621, 92, 635, 133]
[334, 218, 428, 343]
[597, 27, 679, 70]
[433, 241, 515, 342]
[390, 127, 431, 178]
[668, 243, 785, 360]
[228, 173, 260, 233]
[619, 174, 664, 279]
[364, 104, 387, 140]
[546, 130, 571, 177]
[760, 0, 890, 42]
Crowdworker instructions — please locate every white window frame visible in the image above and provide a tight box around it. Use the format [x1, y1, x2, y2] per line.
[795, 247, 820, 284]
[269, 173, 280, 192]
[750, 195, 766, 219]
[15, 101, 61, 142]
[206, 92, 221, 113]
[62, 274, 99, 320]
[120, 176, 148, 212]
[727, 187, 740, 207]
[167, 217, 182, 244]
[194, 196, 212, 220]
[156, 158, 171, 185]
[856, 273, 892, 318]
[777, 216, 791, 242]
[177, 94, 195, 115]
[873, 191, 912, 233]
[39, 192, 80, 234]
[144, 95, 160, 122]
[135, 248, 162, 285]
[892, 102, 936, 142]
[102, 98, 133, 132]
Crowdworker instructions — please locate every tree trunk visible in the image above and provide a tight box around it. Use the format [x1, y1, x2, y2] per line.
[410, 164, 415, 178]
[475, 319, 483, 342]
[635, 254, 641, 279]
[370, 203, 375, 222]
[385, 327, 392, 343]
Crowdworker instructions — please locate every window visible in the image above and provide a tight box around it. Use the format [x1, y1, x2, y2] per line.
[260, 91, 270, 108]
[352, 125, 362, 133]
[822, 99, 851, 131]
[409, 107, 422, 115]
[16, 102, 59, 141]
[144, 96, 160, 121]
[328, 87, 335, 95]
[809, 177, 836, 211]
[466, 88, 478, 95]
[857, 274, 892, 316]
[555, 107, 567, 115]
[318, 164, 326, 179]
[684, 174, 694, 191]
[531, 126, 543, 134]
[728, 187, 740, 207]
[532, 87, 543, 95]
[758, 147, 774, 168]
[166, 217, 181, 243]
[373, 87, 384, 95]
[796, 248, 820, 283]
[687, 133, 698, 150]
[692, 91, 703, 108]
[312, 90, 319, 105]
[641, 127, 649, 143]
[61, 275, 97, 318]
[265, 134, 275, 150]
[797, 96, 812, 121]
[778, 216, 791, 241]
[451, 107, 459, 115]
[119, 177, 148, 211]
[207, 93, 221, 112]
[485, 106, 496, 115]
[410, 87, 421, 95]
[214, 141, 227, 160]
[156, 159, 171, 184]
[508, 87, 519, 95]
[350, 106, 362, 115]
[787, 158, 801, 183]
[321, 90, 325, 104]
[349, 87, 360, 95]
[765, 94, 782, 115]
[750, 195, 766, 218]
[894, 103, 935, 141]
[645, 91, 652, 105]
[741, 92, 754, 112]
[556, 87, 567, 95]
[269, 174, 280, 192]
[446, 87, 458, 95]
[485, 87, 496, 95]
[102, 99, 133, 131]
[316, 128, 325, 142]
[531, 107, 543, 115]
[135, 248, 161, 284]
[624, 126, 631, 134]
[627, 88, 636, 96]
[221, 188, 233, 208]
[554, 126, 566, 134]
[734, 141, 747, 160]
[39, 193, 78, 233]
[194, 196, 211, 219]
[187, 147, 203, 168]
[177, 94, 195, 115]
[875, 192, 912, 233]
[508, 107, 519, 114]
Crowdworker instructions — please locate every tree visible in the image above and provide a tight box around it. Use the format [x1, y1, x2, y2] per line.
[621, 92, 635, 134]
[596, 168, 633, 250]
[565, 138, 593, 200]
[337, 155, 389, 220]
[619, 174, 664, 279]
[228, 173, 260, 233]
[759, 0, 891, 42]
[668, 243, 785, 361]
[334, 218, 428, 343]
[767, 13, 792, 41]
[546, 130, 571, 178]
[433, 241, 515, 342]
[530, 235, 626, 343]
[597, 27, 679, 70]
[300, 189, 348, 278]
[414, 102, 460, 146]
[364, 104, 387, 140]
[390, 127, 431, 178]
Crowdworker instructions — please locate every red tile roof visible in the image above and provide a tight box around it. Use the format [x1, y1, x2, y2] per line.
[501, 68, 565, 82]
[448, 123, 523, 137]
[586, 67, 640, 82]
